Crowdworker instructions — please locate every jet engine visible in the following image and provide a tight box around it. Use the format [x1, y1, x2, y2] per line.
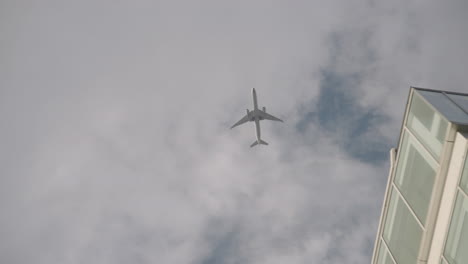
[263, 107, 266, 112]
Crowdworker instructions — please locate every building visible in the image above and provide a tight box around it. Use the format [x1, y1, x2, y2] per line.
[371, 87, 468, 264]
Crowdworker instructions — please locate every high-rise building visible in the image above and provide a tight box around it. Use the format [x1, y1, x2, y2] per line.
[371, 87, 468, 264]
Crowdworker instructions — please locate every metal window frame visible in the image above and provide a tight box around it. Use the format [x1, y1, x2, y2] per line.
[427, 132, 467, 263]
[440, 144, 468, 263]
[372, 87, 460, 264]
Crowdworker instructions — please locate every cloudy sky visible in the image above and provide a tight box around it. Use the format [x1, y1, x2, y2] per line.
[1, 0, 468, 263]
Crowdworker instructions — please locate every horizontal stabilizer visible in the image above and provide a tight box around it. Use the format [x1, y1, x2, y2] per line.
[250, 139, 268, 148]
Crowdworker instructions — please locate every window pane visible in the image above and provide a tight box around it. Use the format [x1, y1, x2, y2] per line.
[376, 241, 395, 264]
[418, 90, 468, 125]
[444, 192, 468, 264]
[394, 131, 438, 225]
[407, 91, 448, 159]
[446, 93, 468, 115]
[383, 189, 423, 264]
[460, 153, 468, 195]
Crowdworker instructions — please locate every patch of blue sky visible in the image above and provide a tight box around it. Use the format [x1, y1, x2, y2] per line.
[297, 70, 391, 164]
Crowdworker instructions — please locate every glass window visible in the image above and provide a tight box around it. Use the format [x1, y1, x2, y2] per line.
[446, 93, 468, 116]
[376, 241, 395, 264]
[394, 131, 438, 225]
[383, 189, 423, 264]
[444, 192, 468, 264]
[418, 90, 468, 125]
[407, 91, 448, 159]
[460, 153, 468, 195]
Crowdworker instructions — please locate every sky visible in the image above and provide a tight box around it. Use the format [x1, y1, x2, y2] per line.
[1, 0, 468, 263]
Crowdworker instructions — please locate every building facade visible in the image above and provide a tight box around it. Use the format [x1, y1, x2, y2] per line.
[372, 87, 468, 264]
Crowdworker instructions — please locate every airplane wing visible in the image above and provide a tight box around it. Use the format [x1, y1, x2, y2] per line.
[258, 110, 283, 122]
[231, 114, 250, 129]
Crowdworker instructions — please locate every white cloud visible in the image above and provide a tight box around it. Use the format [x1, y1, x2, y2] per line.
[1, 0, 467, 263]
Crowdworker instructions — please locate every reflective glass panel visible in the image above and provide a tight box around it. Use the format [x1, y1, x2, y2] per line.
[376, 241, 395, 264]
[383, 189, 423, 264]
[460, 152, 468, 195]
[444, 192, 468, 264]
[394, 131, 438, 225]
[418, 90, 468, 125]
[446, 93, 468, 116]
[407, 91, 448, 159]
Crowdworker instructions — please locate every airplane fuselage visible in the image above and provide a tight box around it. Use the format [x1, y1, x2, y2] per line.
[252, 88, 262, 143]
[252, 87, 259, 110]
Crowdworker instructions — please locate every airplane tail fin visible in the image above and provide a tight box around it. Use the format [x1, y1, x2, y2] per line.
[250, 139, 268, 148]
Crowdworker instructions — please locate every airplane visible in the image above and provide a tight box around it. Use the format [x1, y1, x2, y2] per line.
[231, 88, 283, 147]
